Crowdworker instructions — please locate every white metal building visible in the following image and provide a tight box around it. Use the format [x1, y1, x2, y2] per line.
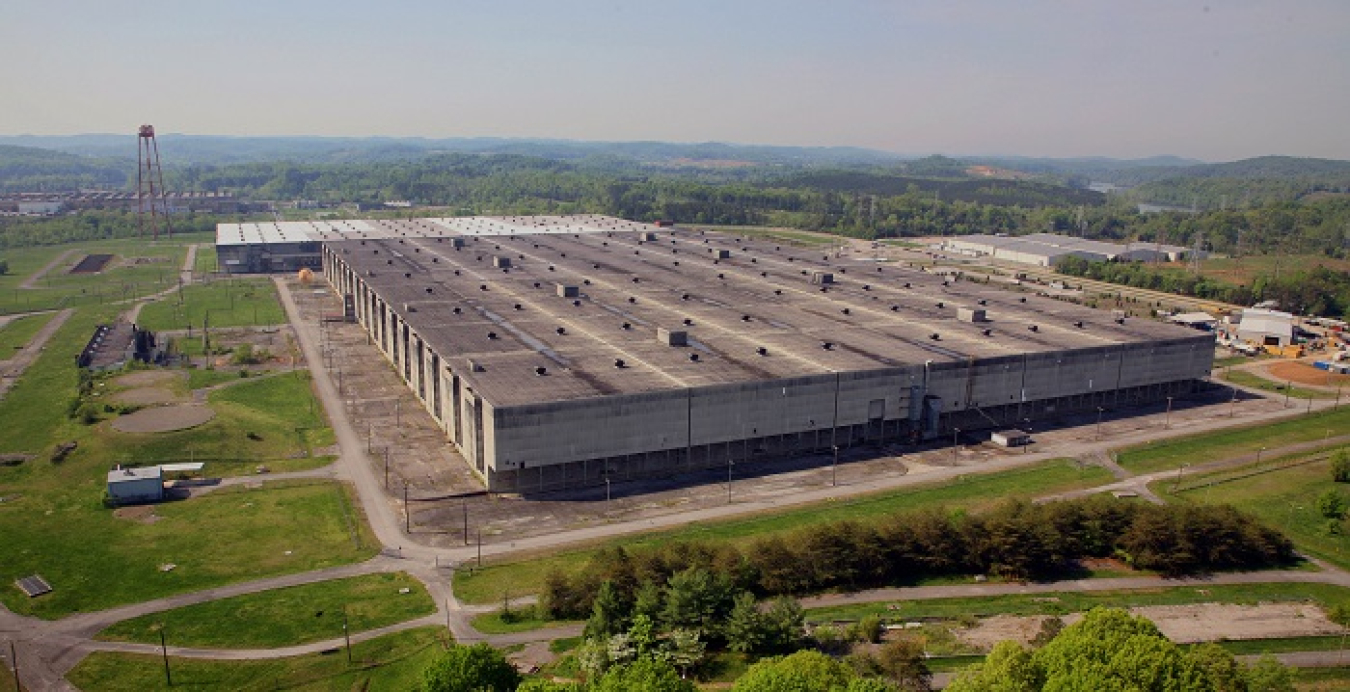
[106, 466, 164, 504]
[1238, 309, 1295, 347]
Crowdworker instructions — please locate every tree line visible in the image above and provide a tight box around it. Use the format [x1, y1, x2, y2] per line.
[538, 497, 1295, 624]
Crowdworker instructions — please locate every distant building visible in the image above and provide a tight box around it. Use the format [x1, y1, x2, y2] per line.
[106, 466, 164, 504]
[17, 200, 63, 215]
[938, 233, 1199, 268]
[1237, 308, 1294, 347]
[1168, 312, 1218, 331]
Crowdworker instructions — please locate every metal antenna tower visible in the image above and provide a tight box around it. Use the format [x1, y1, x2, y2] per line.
[1189, 232, 1203, 274]
[137, 124, 172, 240]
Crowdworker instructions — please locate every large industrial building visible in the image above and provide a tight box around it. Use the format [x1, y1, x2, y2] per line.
[938, 233, 1198, 267]
[217, 215, 1215, 493]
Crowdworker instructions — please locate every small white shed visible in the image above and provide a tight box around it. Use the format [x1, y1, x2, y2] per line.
[106, 466, 164, 504]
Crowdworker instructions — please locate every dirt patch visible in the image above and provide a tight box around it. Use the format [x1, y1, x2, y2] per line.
[1137, 602, 1342, 643]
[506, 640, 557, 674]
[111, 387, 183, 406]
[957, 614, 1059, 651]
[957, 603, 1341, 652]
[1265, 360, 1350, 387]
[113, 505, 162, 524]
[112, 370, 184, 388]
[112, 404, 215, 433]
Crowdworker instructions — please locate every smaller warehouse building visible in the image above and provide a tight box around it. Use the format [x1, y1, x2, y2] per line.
[939, 233, 1198, 268]
[106, 466, 164, 504]
[1237, 309, 1295, 347]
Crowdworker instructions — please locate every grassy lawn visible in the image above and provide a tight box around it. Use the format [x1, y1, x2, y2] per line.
[193, 244, 218, 275]
[0, 479, 377, 619]
[0, 236, 207, 315]
[1223, 370, 1333, 399]
[688, 224, 840, 247]
[68, 626, 448, 692]
[137, 278, 287, 331]
[1295, 666, 1350, 691]
[471, 609, 583, 635]
[1117, 406, 1350, 474]
[0, 311, 55, 355]
[96, 572, 435, 648]
[1156, 457, 1350, 572]
[453, 460, 1113, 605]
[186, 366, 251, 391]
[1213, 355, 1254, 368]
[803, 583, 1350, 623]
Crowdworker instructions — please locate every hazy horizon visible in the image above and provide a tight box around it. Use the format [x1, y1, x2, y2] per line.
[4, 1, 1347, 162]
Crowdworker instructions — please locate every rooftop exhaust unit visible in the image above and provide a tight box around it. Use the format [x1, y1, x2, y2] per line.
[556, 284, 579, 298]
[657, 328, 688, 346]
[493, 256, 512, 268]
[810, 271, 835, 285]
[957, 307, 987, 323]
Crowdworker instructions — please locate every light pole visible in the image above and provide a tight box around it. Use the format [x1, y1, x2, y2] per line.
[343, 607, 352, 663]
[1096, 407, 1105, 439]
[1229, 386, 1238, 418]
[1256, 446, 1266, 467]
[1174, 463, 1189, 490]
[952, 428, 961, 464]
[1164, 396, 1173, 428]
[1022, 419, 1032, 455]
[831, 445, 839, 487]
[727, 458, 734, 504]
[159, 627, 172, 687]
[1285, 381, 1292, 408]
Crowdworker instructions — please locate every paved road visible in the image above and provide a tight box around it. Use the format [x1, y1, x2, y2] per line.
[18, 249, 79, 290]
[0, 308, 73, 402]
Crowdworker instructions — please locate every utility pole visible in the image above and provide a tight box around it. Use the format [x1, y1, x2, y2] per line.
[462, 499, 469, 546]
[476, 531, 482, 569]
[159, 628, 172, 687]
[831, 445, 839, 487]
[343, 608, 352, 663]
[726, 458, 734, 504]
[952, 428, 961, 464]
[9, 640, 19, 692]
[384, 448, 390, 489]
[1165, 396, 1173, 428]
[403, 482, 410, 533]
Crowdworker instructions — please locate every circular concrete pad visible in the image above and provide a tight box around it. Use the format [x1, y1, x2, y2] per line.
[112, 404, 215, 433]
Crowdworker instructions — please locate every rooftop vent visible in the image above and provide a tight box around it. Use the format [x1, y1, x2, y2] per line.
[716, 249, 730, 259]
[718, 273, 725, 279]
[1028, 325, 1039, 332]
[556, 284, 579, 298]
[683, 318, 693, 326]
[452, 307, 462, 314]
[621, 322, 632, 330]
[657, 328, 688, 346]
[467, 359, 484, 372]
[863, 284, 871, 290]
[681, 294, 691, 301]
[479, 284, 488, 291]
[841, 308, 851, 315]
[513, 303, 523, 311]
[903, 282, 911, 288]
[425, 287, 434, 294]
[487, 331, 498, 340]
[811, 271, 834, 285]
[573, 300, 582, 307]
[741, 315, 752, 322]
[756, 346, 768, 356]
[1019, 297, 1027, 303]
[930, 333, 941, 340]
[614, 358, 626, 368]
[534, 282, 541, 288]
[628, 297, 637, 304]
[1115, 317, 1126, 325]
[584, 279, 592, 285]
[936, 302, 944, 309]
[982, 328, 993, 336]
[978, 299, 987, 306]
[688, 353, 700, 362]
[957, 307, 987, 323]
[821, 342, 835, 350]
[534, 366, 548, 376]
[774, 289, 783, 295]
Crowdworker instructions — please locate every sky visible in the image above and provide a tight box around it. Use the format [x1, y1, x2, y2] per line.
[3, 1, 1348, 162]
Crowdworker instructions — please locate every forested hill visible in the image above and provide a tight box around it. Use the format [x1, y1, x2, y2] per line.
[0, 135, 904, 168]
[1125, 156, 1350, 209]
[0, 145, 127, 192]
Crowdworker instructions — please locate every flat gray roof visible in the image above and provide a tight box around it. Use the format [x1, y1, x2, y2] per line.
[331, 220, 1209, 407]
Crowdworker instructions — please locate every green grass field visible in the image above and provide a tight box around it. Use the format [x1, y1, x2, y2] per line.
[136, 278, 287, 331]
[0, 235, 210, 315]
[1295, 666, 1350, 691]
[1223, 370, 1333, 399]
[802, 582, 1350, 623]
[0, 480, 378, 619]
[193, 244, 218, 276]
[96, 572, 435, 648]
[0, 311, 55, 355]
[470, 609, 582, 635]
[1117, 406, 1350, 474]
[1156, 457, 1350, 572]
[453, 460, 1113, 605]
[68, 626, 448, 692]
